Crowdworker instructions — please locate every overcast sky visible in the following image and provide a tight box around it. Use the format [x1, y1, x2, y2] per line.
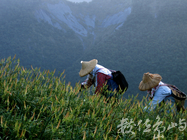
[67, 0, 92, 3]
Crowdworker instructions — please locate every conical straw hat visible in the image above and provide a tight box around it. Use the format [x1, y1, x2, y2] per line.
[79, 59, 98, 77]
[139, 72, 162, 91]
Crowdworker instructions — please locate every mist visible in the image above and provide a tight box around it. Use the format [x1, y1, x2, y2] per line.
[0, 0, 187, 104]
[67, 0, 92, 3]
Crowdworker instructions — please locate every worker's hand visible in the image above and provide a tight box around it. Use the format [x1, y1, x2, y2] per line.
[79, 84, 85, 92]
[149, 97, 153, 100]
[81, 84, 84, 89]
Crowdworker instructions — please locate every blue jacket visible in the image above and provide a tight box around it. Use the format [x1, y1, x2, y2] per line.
[144, 85, 175, 112]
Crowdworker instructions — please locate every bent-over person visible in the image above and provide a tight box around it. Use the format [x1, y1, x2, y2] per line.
[139, 72, 177, 113]
[79, 59, 119, 98]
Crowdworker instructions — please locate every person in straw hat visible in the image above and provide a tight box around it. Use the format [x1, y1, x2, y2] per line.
[79, 59, 119, 97]
[139, 72, 176, 112]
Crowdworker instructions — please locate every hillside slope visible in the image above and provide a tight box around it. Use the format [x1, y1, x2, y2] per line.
[0, 0, 187, 101]
[65, 0, 187, 101]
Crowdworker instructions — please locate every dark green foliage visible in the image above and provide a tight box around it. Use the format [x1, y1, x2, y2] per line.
[0, 57, 187, 139]
[74, 0, 187, 102]
[0, 0, 187, 105]
[0, 0, 83, 76]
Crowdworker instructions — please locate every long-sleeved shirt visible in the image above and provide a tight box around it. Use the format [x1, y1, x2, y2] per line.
[144, 82, 175, 112]
[81, 64, 112, 94]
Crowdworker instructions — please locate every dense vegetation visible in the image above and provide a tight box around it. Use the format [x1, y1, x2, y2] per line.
[0, 57, 187, 139]
[0, 0, 187, 103]
[0, 0, 84, 74]
[67, 0, 187, 102]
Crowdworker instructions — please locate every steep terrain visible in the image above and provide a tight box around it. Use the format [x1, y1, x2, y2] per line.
[0, 0, 187, 101]
[65, 0, 187, 100]
[34, 0, 132, 48]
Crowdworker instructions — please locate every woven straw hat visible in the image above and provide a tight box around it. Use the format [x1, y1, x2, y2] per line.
[139, 72, 162, 91]
[79, 59, 98, 77]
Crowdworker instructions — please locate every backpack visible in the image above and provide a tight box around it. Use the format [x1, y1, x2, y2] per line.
[166, 84, 186, 112]
[111, 71, 128, 93]
[160, 84, 186, 112]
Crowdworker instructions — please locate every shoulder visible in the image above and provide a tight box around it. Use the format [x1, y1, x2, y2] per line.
[97, 72, 107, 76]
[97, 72, 111, 80]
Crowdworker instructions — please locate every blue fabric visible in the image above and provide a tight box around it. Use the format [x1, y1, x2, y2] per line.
[164, 91, 176, 113]
[105, 76, 119, 98]
[107, 77, 119, 91]
[144, 86, 176, 113]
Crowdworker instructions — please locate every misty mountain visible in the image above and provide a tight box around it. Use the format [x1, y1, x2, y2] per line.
[34, 0, 132, 48]
[0, 0, 187, 101]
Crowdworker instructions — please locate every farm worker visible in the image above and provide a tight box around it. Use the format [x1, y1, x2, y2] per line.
[139, 72, 176, 113]
[79, 59, 119, 98]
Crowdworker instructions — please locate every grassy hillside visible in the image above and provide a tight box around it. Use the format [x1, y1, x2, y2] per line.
[1, 0, 187, 103]
[0, 57, 187, 139]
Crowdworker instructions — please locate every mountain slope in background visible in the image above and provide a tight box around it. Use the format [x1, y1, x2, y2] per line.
[34, 0, 132, 48]
[0, 0, 187, 102]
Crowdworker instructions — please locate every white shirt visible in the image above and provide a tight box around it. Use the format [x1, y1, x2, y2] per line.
[82, 64, 112, 87]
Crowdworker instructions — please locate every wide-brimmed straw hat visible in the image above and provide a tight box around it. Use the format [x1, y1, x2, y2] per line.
[79, 59, 98, 77]
[139, 72, 162, 91]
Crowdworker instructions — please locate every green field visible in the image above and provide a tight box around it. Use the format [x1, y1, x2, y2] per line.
[0, 57, 187, 139]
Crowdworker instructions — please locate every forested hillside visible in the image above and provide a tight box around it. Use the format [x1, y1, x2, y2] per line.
[66, 0, 187, 100]
[0, 0, 187, 101]
[0, 0, 84, 74]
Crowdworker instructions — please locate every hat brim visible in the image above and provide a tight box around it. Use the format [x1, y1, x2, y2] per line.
[139, 73, 162, 91]
[79, 59, 98, 77]
[139, 81, 160, 91]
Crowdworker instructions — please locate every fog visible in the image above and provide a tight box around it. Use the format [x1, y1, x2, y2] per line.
[67, 0, 92, 3]
[0, 0, 187, 104]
